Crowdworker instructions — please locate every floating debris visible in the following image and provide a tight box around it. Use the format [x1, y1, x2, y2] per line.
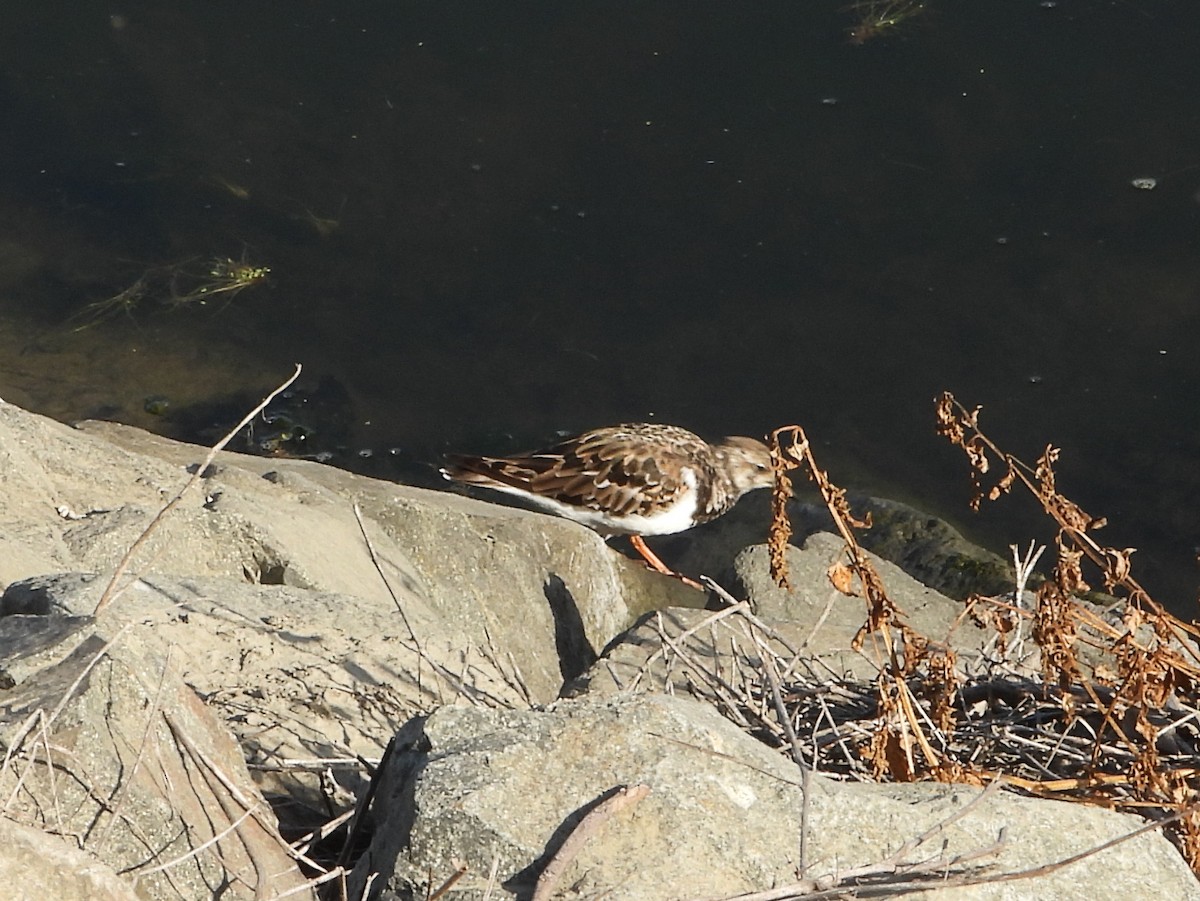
[68, 272, 152, 331]
[168, 256, 271, 308]
[66, 251, 272, 331]
[1130, 176, 1158, 190]
[845, 0, 928, 45]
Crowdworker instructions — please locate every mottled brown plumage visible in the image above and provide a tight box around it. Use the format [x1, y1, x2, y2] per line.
[441, 423, 774, 538]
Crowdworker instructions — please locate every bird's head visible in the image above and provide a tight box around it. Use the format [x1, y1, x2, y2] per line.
[714, 436, 775, 497]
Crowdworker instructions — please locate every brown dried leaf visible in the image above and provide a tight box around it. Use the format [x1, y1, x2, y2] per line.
[767, 467, 794, 591]
[883, 730, 916, 782]
[866, 724, 915, 782]
[828, 561, 857, 596]
[963, 403, 982, 430]
[1053, 542, 1089, 596]
[965, 435, 990, 474]
[1035, 444, 1061, 490]
[986, 464, 1017, 501]
[1100, 547, 1137, 591]
[923, 647, 959, 734]
[1034, 580, 1080, 689]
[933, 392, 964, 444]
[1049, 495, 1101, 533]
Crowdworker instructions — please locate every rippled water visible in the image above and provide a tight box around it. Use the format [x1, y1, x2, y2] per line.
[2, 1, 1198, 610]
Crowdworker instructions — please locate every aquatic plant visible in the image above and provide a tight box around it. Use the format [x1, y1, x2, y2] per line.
[66, 251, 271, 331]
[68, 272, 153, 331]
[167, 256, 271, 308]
[845, 0, 928, 44]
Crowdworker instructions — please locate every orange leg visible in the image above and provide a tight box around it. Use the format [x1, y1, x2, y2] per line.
[630, 535, 703, 591]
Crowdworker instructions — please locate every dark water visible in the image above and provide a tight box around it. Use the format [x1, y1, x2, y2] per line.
[2, 1, 1199, 611]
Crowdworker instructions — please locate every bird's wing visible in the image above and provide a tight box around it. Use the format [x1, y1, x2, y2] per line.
[444, 427, 690, 516]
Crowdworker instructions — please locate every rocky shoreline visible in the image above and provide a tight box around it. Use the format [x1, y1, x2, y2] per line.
[1, 397, 1196, 900]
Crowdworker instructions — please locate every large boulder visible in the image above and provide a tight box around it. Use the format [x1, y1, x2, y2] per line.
[573, 532, 1001, 699]
[349, 692, 1199, 900]
[1, 572, 536, 815]
[0, 614, 313, 900]
[0, 817, 142, 901]
[0, 400, 695, 706]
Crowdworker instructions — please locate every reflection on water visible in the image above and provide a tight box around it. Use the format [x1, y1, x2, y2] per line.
[2, 1, 1199, 609]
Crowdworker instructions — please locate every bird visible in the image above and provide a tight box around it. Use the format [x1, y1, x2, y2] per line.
[440, 423, 775, 583]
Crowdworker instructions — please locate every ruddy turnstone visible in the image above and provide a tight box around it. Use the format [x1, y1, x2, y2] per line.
[441, 423, 775, 581]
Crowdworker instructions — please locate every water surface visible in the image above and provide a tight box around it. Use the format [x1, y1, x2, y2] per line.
[2, 0, 1198, 609]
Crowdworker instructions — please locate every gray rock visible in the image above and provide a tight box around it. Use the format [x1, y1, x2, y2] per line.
[1, 572, 538, 814]
[734, 534, 994, 665]
[350, 693, 1199, 901]
[0, 614, 313, 900]
[0, 401, 699, 705]
[654, 490, 1014, 601]
[575, 533, 1000, 698]
[351, 693, 810, 900]
[848, 494, 1014, 600]
[0, 817, 142, 901]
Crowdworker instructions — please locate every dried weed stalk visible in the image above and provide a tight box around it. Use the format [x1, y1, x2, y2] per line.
[658, 408, 1200, 877]
[642, 597, 1199, 896]
[767, 426, 964, 784]
[935, 391, 1200, 871]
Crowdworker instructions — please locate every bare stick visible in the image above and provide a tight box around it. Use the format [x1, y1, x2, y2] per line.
[482, 854, 501, 901]
[532, 784, 651, 901]
[94, 364, 303, 615]
[1009, 541, 1044, 658]
[699, 782, 1008, 901]
[290, 807, 355, 858]
[712, 801, 1193, 899]
[428, 865, 468, 900]
[352, 502, 418, 643]
[264, 867, 347, 901]
[974, 800, 1199, 884]
[36, 711, 65, 836]
[757, 638, 812, 875]
[798, 588, 840, 655]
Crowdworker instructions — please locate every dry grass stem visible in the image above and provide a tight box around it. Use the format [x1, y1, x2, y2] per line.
[353, 502, 417, 642]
